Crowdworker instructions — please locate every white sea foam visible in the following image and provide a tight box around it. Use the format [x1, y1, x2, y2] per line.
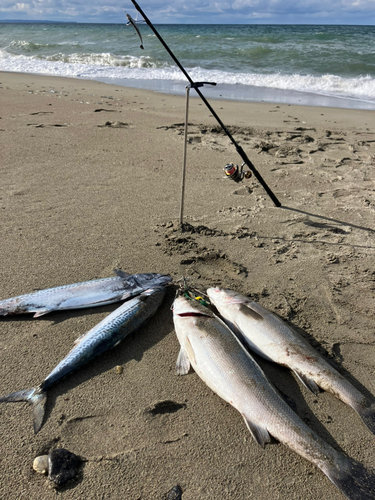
[0, 49, 374, 104]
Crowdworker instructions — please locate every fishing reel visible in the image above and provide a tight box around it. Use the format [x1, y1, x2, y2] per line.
[223, 162, 252, 183]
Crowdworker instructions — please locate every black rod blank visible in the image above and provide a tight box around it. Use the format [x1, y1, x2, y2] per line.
[129, 0, 281, 208]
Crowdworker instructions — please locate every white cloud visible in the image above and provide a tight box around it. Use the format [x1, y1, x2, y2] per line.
[0, 0, 374, 23]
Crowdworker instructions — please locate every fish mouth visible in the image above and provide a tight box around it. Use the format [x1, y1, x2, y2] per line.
[177, 312, 210, 317]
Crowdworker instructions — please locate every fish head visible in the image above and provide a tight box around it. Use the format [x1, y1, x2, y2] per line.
[132, 273, 172, 288]
[206, 287, 244, 308]
[172, 295, 213, 318]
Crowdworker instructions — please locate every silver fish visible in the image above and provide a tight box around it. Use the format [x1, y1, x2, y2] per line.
[0, 286, 166, 433]
[207, 287, 375, 436]
[173, 295, 375, 500]
[0, 270, 171, 317]
[126, 13, 144, 50]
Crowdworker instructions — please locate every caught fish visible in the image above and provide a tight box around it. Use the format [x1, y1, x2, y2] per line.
[207, 287, 375, 436]
[172, 294, 375, 500]
[0, 270, 171, 317]
[0, 286, 166, 433]
[126, 13, 144, 50]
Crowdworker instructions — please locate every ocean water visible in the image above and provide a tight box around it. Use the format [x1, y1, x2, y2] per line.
[1, 22, 375, 109]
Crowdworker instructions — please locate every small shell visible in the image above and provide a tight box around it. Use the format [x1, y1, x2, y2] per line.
[33, 455, 49, 475]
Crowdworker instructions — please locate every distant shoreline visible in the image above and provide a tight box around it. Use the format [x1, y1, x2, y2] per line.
[0, 20, 78, 24]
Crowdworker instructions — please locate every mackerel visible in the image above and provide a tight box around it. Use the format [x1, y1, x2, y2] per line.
[0, 286, 166, 433]
[207, 287, 375, 436]
[0, 270, 171, 317]
[173, 295, 375, 500]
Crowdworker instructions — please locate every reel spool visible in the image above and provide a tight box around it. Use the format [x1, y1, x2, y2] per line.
[224, 162, 252, 183]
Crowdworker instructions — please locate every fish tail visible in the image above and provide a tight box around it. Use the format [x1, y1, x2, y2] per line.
[355, 400, 375, 436]
[0, 387, 47, 434]
[324, 458, 375, 500]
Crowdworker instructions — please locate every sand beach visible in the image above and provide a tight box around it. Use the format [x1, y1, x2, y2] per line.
[0, 71, 374, 499]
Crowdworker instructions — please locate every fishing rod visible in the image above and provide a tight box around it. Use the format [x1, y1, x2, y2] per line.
[129, 0, 281, 208]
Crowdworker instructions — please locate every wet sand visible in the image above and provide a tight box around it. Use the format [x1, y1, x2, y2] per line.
[0, 71, 375, 499]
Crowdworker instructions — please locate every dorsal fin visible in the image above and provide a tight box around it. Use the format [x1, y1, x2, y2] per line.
[114, 269, 131, 279]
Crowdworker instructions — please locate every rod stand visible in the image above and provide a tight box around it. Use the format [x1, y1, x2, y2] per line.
[179, 82, 217, 228]
[130, 0, 281, 209]
[179, 85, 190, 228]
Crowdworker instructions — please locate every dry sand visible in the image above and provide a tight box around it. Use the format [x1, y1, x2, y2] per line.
[0, 71, 374, 499]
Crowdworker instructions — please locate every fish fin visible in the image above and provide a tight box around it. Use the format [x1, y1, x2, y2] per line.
[32, 390, 47, 434]
[33, 309, 51, 318]
[325, 457, 375, 500]
[176, 347, 191, 375]
[241, 413, 271, 449]
[354, 400, 375, 436]
[185, 337, 197, 366]
[0, 388, 36, 403]
[114, 269, 131, 279]
[238, 304, 264, 321]
[0, 387, 47, 435]
[293, 369, 320, 395]
[74, 331, 90, 345]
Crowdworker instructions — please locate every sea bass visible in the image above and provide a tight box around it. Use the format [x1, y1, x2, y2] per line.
[0, 270, 171, 317]
[172, 295, 375, 500]
[0, 286, 166, 433]
[207, 287, 375, 436]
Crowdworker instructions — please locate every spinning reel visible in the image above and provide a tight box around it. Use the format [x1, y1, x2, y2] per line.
[223, 162, 252, 183]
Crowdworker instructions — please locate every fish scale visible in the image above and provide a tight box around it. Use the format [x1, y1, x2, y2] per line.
[172, 295, 375, 500]
[0, 286, 167, 434]
[207, 287, 375, 437]
[42, 295, 145, 389]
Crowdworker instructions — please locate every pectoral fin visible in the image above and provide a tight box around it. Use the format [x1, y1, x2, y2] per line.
[33, 309, 52, 318]
[176, 347, 191, 375]
[242, 413, 271, 449]
[238, 304, 264, 321]
[293, 369, 320, 395]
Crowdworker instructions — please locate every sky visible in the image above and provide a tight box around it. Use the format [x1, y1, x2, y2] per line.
[1, 0, 375, 24]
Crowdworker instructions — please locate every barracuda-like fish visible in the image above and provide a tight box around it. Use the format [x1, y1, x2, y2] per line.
[0, 270, 171, 317]
[126, 13, 144, 50]
[173, 294, 375, 500]
[207, 287, 375, 436]
[0, 286, 166, 433]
